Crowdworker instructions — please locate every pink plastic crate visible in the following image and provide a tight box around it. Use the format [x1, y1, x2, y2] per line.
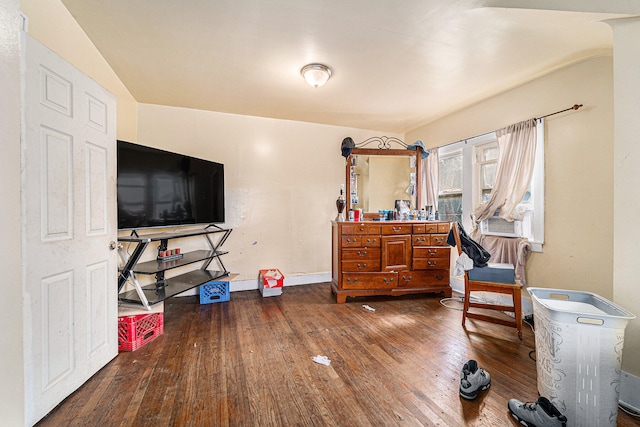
[117, 312, 164, 351]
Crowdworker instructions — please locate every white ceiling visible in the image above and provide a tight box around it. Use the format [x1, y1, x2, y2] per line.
[60, 0, 636, 133]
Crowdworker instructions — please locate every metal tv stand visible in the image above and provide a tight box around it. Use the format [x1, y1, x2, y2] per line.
[117, 224, 232, 310]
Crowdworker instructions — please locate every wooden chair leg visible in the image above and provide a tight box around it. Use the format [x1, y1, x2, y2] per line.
[462, 288, 470, 328]
[514, 287, 523, 340]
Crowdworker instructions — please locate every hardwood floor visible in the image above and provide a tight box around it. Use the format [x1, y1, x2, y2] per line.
[37, 282, 639, 426]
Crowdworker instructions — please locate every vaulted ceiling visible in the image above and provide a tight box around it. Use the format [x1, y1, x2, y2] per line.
[60, 0, 637, 133]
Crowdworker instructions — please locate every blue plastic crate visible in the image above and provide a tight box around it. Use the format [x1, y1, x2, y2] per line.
[199, 281, 230, 304]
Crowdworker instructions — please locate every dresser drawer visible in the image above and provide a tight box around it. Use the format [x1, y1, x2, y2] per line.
[341, 247, 381, 261]
[361, 235, 381, 247]
[430, 234, 448, 246]
[341, 223, 381, 235]
[413, 257, 450, 270]
[397, 269, 449, 287]
[342, 260, 381, 272]
[381, 224, 413, 235]
[413, 246, 449, 258]
[413, 224, 426, 234]
[342, 235, 362, 247]
[341, 272, 398, 289]
[437, 223, 451, 233]
[341, 235, 381, 247]
[424, 223, 439, 234]
[412, 234, 430, 246]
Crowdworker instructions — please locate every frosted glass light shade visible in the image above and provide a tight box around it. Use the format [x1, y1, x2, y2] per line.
[301, 63, 332, 88]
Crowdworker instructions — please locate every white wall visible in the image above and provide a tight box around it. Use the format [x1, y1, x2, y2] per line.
[407, 56, 615, 298]
[0, 1, 26, 425]
[137, 104, 402, 281]
[610, 17, 640, 391]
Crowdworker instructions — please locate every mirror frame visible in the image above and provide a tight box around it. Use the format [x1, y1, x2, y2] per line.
[345, 147, 423, 217]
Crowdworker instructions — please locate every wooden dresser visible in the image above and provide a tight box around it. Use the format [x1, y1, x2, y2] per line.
[331, 220, 452, 303]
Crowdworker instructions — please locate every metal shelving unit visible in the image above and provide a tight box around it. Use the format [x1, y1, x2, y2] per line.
[117, 225, 232, 309]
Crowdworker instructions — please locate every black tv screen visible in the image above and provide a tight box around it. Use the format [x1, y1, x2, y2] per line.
[117, 140, 225, 230]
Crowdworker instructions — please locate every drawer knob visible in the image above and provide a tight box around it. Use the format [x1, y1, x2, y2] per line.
[402, 275, 413, 281]
[346, 277, 359, 284]
[383, 277, 395, 284]
[357, 251, 367, 257]
[357, 263, 367, 269]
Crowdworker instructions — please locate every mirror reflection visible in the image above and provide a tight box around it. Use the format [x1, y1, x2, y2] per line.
[348, 153, 417, 213]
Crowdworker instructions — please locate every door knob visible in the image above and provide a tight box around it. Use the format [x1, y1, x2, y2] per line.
[109, 241, 121, 250]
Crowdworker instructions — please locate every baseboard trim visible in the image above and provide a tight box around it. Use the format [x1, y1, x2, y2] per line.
[229, 272, 331, 292]
[176, 272, 332, 296]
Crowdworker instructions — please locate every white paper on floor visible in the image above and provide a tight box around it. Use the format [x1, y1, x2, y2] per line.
[362, 304, 376, 312]
[312, 355, 331, 366]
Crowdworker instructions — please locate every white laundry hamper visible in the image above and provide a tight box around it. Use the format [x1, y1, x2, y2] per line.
[528, 287, 635, 427]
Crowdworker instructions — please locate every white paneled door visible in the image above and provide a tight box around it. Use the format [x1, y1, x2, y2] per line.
[22, 34, 118, 426]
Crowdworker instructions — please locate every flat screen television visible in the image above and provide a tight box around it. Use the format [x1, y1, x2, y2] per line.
[117, 140, 225, 230]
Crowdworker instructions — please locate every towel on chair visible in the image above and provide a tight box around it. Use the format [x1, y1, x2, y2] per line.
[454, 252, 474, 276]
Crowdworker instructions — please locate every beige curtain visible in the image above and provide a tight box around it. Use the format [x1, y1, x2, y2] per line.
[472, 118, 537, 225]
[422, 148, 439, 212]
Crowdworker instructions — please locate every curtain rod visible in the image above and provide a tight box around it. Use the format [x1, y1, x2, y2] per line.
[438, 103, 583, 149]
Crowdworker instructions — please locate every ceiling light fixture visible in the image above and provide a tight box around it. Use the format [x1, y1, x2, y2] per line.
[301, 63, 332, 88]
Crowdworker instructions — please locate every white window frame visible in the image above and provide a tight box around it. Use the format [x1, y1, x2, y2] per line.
[438, 119, 545, 252]
[530, 119, 545, 251]
[438, 149, 463, 223]
[475, 140, 499, 206]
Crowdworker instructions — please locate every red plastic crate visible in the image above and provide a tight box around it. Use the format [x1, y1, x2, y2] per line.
[118, 312, 164, 351]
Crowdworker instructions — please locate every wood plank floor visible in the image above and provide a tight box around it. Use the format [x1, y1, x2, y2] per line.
[36, 283, 639, 426]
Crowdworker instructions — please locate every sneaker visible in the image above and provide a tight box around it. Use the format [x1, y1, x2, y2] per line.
[459, 360, 491, 400]
[508, 396, 567, 427]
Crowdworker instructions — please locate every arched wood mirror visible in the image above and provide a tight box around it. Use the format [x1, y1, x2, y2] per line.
[344, 137, 424, 218]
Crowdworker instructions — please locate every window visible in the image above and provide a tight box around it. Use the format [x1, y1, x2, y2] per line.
[437, 120, 544, 251]
[476, 142, 498, 203]
[438, 151, 462, 223]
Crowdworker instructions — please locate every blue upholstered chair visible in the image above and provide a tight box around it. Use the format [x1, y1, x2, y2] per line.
[451, 222, 523, 339]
